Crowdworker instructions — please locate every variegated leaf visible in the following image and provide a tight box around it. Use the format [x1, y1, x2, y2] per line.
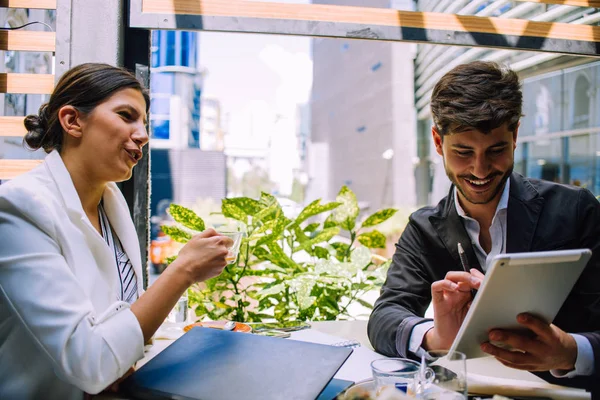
[357, 230, 387, 249]
[294, 227, 340, 252]
[292, 199, 341, 226]
[222, 197, 263, 222]
[361, 208, 398, 228]
[331, 186, 359, 231]
[161, 225, 191, 243]
[168, 204, 205, 232]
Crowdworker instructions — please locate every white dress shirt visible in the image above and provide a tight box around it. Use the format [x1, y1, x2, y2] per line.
[408, 180, 593, 377]
[0, 151, 145, 399]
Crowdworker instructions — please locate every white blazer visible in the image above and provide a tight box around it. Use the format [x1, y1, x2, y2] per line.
[0, 151, 145, 399]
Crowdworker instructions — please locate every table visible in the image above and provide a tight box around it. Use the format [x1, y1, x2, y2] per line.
[102, 320, 590, 400]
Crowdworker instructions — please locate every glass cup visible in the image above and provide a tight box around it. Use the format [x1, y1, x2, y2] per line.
[167, 295, 189, 323]
[371, 358, 433, 396]
[217, 231, 245, 264]
[420, 350, 467, 400]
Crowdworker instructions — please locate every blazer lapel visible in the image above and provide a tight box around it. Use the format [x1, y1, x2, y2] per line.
[506, 173, 544, 253]
[44, 150, 120, 303]
[102, 183, 145, 294]
[430, 187, 483, 273]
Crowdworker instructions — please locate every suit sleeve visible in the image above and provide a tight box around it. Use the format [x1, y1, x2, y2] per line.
[367, 218, 434, 358]
[574, 190, 600, 376]
[0, 196, 145, 394]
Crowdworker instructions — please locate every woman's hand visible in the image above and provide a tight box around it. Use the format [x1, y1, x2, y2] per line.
[172, 229, 234, 284]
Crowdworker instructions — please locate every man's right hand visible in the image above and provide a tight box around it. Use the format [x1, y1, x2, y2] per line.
[423, 268, 484, 350]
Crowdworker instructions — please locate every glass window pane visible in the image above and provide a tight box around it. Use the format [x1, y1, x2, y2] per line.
[526, 138, 562, 183]
[166, 31, 176, 65]
[150, 97, 170, 116]
[151, 73, 173, 94]
[151, 119, 170, 140]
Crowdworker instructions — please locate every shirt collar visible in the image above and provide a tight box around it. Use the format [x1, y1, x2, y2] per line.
[454, 178, 510, 219]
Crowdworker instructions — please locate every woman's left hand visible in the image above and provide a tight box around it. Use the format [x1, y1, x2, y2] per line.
[480, 313, 578, 372]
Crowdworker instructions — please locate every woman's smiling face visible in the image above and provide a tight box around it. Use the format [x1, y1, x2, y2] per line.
[75, 88, 148, 183]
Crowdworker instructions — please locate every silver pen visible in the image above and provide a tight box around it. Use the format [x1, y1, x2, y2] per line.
[457, 242, 477, 298]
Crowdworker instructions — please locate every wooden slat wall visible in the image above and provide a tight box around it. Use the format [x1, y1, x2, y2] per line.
[0, 30, 55, 51]
[515, 0, 600, 7]
[142, 0, 600, 44]
[0, 1, 56, 179]
[0, 0, 56, 9]
[0, 160, 43, 180]
[0, 116, 26, 137]
[0, 73, 54, 94]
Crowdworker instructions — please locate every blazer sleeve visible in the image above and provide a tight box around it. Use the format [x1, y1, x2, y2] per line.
[367, 219, 434, 358]
[573, 189, 600, 332]
[0, 196, 145, 394]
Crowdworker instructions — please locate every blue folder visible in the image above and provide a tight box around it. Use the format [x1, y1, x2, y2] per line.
[123, 327, 353, 400]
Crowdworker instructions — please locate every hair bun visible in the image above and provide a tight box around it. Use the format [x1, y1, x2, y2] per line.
[23, 104, 50, 151]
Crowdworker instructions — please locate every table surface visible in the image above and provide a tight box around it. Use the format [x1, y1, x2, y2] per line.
[100, 319, 590, 400]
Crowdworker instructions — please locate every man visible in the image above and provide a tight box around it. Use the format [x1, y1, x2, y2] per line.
[367, 61, 600, 391]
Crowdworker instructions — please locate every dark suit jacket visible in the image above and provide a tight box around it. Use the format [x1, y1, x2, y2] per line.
[367, 173, 600, 393]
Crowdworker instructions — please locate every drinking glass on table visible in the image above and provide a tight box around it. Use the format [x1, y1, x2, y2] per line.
[217, 230, 245, 264]
[371, 358, 433, 397]
[420, 350, 467, 400]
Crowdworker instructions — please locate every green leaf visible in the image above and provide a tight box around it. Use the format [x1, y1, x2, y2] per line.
[256, 217, 286, 246]
[161, 225, 191, 243]
[292, 199, 341, 226]
[303, 222, 320, 233]
[361, 208, 397, 228]
[294, 227, 340, 252]
[267, 242, 299, 270]
[331, 186, 359, 231]
[254, 202, 282, 223]
[222, 197, 262, 222]
[324, 214, 337, 229]
[330, 242, 350, 262]
[168, 204, 205, 232]
[350, 246, 372, 269]
[260, 192, 278, 206]
[355, 298, 374, 310]
[165, 255, 177, 265]
[313, 246, 330, 259]
[357, 230, 387, 249]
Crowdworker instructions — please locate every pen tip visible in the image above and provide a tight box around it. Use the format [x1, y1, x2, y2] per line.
[457, 242, 464, 251]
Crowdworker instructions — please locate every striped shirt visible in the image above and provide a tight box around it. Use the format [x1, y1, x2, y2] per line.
[98, 202, 138, 304]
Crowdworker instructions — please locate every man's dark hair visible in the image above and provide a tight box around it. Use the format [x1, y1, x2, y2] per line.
[430, 61, 523, 136]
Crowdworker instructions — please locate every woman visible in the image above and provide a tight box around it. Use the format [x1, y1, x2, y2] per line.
[0, 63, 232, 399]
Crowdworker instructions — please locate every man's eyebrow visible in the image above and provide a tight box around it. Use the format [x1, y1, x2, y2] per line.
[451, 141, 509, 150]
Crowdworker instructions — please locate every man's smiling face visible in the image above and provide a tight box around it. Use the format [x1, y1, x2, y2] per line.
[433, 123, 518, 207]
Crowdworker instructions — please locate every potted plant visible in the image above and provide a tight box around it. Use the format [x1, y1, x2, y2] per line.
[162, 186, 398, 323]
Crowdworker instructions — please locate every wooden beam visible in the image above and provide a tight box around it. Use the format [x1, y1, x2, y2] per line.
[0, 31, 55, 52]
[142, 0, 600, 44]
[0, 116, 26, 137]
[514, 0, 600, 7]
[0, 73, 54, 94]
[0, 159, 42, 180]
[0, 0, 57, 9]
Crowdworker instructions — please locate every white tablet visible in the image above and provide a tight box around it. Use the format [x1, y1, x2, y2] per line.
[449, 249, 592, 359]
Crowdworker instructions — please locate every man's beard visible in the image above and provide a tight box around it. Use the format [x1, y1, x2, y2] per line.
[446, 163, 513, 205]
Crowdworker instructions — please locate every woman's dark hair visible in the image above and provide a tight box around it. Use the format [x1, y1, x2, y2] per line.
[24, 63, 150, 153]
[430, 61, 523, 137]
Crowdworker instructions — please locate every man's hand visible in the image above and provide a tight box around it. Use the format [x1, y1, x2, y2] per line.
[424, 268, 483, 350]
[481, 313, 578, 372]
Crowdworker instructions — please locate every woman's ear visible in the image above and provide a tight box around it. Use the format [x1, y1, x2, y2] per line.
[58, 105, 83, 138]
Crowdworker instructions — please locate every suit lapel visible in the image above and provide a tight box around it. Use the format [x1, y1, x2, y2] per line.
[430, 188, 483, 273]
[506, 173, 544, 253]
